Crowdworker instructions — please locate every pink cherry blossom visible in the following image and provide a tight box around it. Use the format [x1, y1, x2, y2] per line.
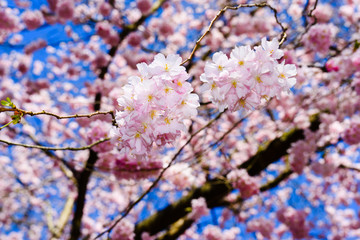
[56, 0, 75, 20]
[302, 23, 337, 55]
[21, 10, 44, 30]
[113, 53, 199, 161]
[201, 38, 297, 112]
[111, 218, 135, 240]
[98, 1, 112, 17]
[277, 207, 310, 239]
[188, 197, 209, 220]
[137, 0, 152, 14]
[343, 120, 360, 145]
[0, 8, 20, 31]
[227, 169, 259, 199]
[247, 217, 274, 238]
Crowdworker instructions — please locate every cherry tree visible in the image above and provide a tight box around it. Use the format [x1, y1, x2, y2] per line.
[1, 0, 360, 239]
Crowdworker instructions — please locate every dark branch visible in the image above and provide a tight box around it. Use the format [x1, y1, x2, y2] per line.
[69, 149, 98, 240]
[134, 179, 232, 239]
[134, 114, 321, 238]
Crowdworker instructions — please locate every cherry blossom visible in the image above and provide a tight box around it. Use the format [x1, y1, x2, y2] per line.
[21, 10, 44, 30]
[201, 38, 296, 112]
[113, 53, 199, 161]
[1, 1, 360, 240]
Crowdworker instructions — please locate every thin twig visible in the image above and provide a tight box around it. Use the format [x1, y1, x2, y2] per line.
[294, 0, 319, 47]
[0, 120, 14, 130]
[308, 0, 319, 18]
[339, 164, 360, 172]
[181, 2, 287, 66]
[0, 108, 115, 120]
[13, 126, 79, 181]
[0, 137, 110, 151]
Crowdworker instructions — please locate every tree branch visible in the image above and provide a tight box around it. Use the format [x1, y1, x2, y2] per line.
[69, 149, 98, 240]
[134, 179, 232, 239]
[181, 2, 287, 66]
[155, 166, 295, 240]
[0, 108, 115, 120]
[239, 113, 320, 176]
[133, 114, 321, 238]
[0, 137, 110, 151]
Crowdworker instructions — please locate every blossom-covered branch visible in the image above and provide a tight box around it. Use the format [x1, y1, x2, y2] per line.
[133, 114, 321, 238]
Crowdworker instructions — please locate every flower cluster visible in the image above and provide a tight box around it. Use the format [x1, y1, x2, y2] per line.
[188, 197, 209, 220]
[288, 139, 316, 174]
[0, 8, 20, 32]
[277, 207, 310, 239]
[112, 53, 199, 160]
[111, 218, 135, 240]
[311, 154, 340, 177]
[200, 38, 296, 112]
[95, 22, 120, 46]
[56, 0, 75, 20]
[203, 225, 240, 240]
[246, 217, 274, 239]
[86, 120, 113, 153]
[343, 120, 360, 145]
[21, 10, 44, 30]
[302, 23, 336, 55]
[227, 169, 259, 199]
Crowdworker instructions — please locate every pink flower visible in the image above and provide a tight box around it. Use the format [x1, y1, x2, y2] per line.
[56, 0, 74, 20]
[127, 32, 142, 47]
[98, 1, 112, 16]
[353, 77, 360, 95]
[137, 0, 152, 14]
[106, 30, 119, 46]
[227, 169, 259, 199]
[21, 10, 44, 30]
[149, 53, 185, 77]
[311, 154, 340, 177]
[343, 120, 360, 145]
[96, 21, 112, 38]
[164, 163, 196, 189]
[312, 4, 333, 23]
[276, 61, 297, 91]
[288, 139, 316, 174]
[47, 0, 58, 12]
[302, 24, 336, 55]
[86, 120, 113, 153]
[277, 207, 310, 239]
[17, 55, 31, 75]
[204, 52, 231, 77]
[158, 21, 174, 37]
[188, 197, 209, 220]
[91, 52, 110, 69]
[111, 218, 135, 240]
[200, 39, 297, 112]
[113, 53, 199, 162]
[203, 225, 240, 240]
[230, 45, 255, 68]
[175, 93, 199, 117]
[203, 225, 223, 240]
[0, 8, 20, 31]
[260, 37, 283, 59]
[247, 217, 274, 238]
